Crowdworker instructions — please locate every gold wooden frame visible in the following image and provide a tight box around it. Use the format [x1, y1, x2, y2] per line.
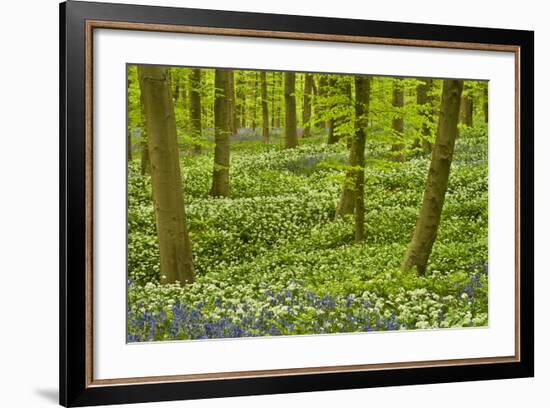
[84, 20, 521, 388]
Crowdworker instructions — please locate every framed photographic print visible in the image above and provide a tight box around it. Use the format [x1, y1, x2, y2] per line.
[59, 0, 534, 406]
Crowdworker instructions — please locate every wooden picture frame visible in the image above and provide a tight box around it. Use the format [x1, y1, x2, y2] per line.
[60, 1, 534, 406]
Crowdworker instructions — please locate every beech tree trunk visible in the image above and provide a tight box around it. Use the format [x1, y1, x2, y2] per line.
[236, 72, 244, 129]
[172, 69, 188, 127]
[127, 78, 133, 162]
[252, 72, 258, 132]
[483, 83, 488, 124]
[391, 79, 405, 161]
[188, 68, 202, 154]
[326, 76, 337, 145]
[343, 79, 353, 149]
[270, 72, 276, 129]
[137, 65, 195, 285]
[302, 73, 313, 138]
[353, 76, 371, 242]
[228, 70, 237, 135]
[335, 76, 371, 222]
[210, 69, 232, 197]
[416, 78, 434, 152]
[274, 73, 281, 128]
[459, 84, 473, 127]
[401, 79, 464, 275]
[284, 72, 298, 148]
[260, 71, 269, 144]
[316, 75, 328, 129]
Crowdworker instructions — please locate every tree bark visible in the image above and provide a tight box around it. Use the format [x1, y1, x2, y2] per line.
[235, 72, 243, 130]
[459, 84, 473, 127]
[210, 69, 232, 197]
[391, 79, 405, 161]
[274, 73, 281, 129]
[416, 78, 434, 152]
[252, 72, 258, 132]
[284, 72, 298, 148]
[335, 76, 371, 222]
[228, 70, 237, 135]
[138, 65, 195, 285]
[326, 76, 337, 145]
[127, 76, 133, 162]
[316, 75, 328, 129]
[188, 68, 202, 154]
[271, 72, 276, 129]
[483, 83, 488, 124]
[302, 73, 314, 138]
[353, 76, 371, 242]
[401, 79, 464, 275]
[260, 71, 269, 144]
[139, 90, 151, 175]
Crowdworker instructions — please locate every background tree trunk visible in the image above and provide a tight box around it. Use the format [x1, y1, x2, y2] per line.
[316, 75, 328, 129]
[188, 68, 202, 154]
[302, 73, 313, 138]
[416, 78, 434, 152]
[335, 76, 371, 221]
[391, 79, 405, 161]
[353, 76, 371, 242]
[284, 72, 298, 148]
[326, 76, 337, 144]
[228, 70, 237, 135]
[274, 73, 281, 128]
[210, 69, 232, 197]
[483, 83, 489, 124]
[252, 72, 258, 132]
[137, 65, 195, 285]
[459, 85, 473, 127]
[401, 79, 464, 275]
[127, 78, 133, 162]
[261, 71, 269, 144]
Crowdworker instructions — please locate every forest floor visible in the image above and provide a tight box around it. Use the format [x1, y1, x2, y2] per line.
[127, 126, 488, 341]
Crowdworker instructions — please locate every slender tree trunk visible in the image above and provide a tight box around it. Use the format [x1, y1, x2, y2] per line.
[302, 73, 313, 138]
[252, 72, 258, 132]
[228, 70, 237, 135]
[326, 76, 337, 144]
[271, 72, 276, 129]
[335, 76, 371, 221]
[483, 83, 489, 124]
[353, 76, 371, 242]
[401, 79, 464, 275]
[241, 85, 247, 129]
[284, 72, 298, 148]
[127, 77, 133, 162]
[172, 69, 188, 129]
[173, 71, 180, 102]
[316, 75, 327, 130]
[459, 84, 473, 127]
[343, 79, 354, 149]
[210, 69, 232, 197]
[272, 73, 280, 128]
[128, 133, 133, 162]
[138, 65, 195, 285]
[391, 79, 405, 161]
[188, 68, 202, 154]
[260, 71, 270, 144]
[416, 78, 434, 152]
[326, 118, 335, 144]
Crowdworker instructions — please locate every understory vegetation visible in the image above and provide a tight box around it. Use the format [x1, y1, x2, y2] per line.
[127, 125, 488, 342]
